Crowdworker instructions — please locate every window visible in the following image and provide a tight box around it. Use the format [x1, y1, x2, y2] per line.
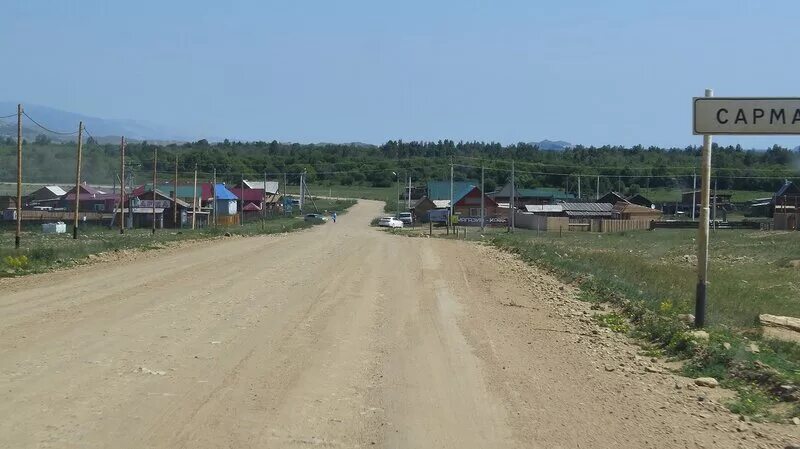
[93, 203, 105, 212]
[469, 207, 482, 217]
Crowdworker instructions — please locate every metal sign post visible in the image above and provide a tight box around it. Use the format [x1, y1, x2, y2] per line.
[692, 93, 800, 327]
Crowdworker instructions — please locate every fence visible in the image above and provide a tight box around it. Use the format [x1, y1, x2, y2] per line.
[14, 210, 109, 222]
[590, 219, 653, 233]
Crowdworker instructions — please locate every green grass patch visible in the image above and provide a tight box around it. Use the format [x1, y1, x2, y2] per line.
[594, 312, 630, 333]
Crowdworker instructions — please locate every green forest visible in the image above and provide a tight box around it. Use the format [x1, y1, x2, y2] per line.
[0, 136, 797, 197]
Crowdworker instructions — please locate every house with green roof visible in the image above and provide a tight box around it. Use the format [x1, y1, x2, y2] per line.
[489, 182, 574, 207]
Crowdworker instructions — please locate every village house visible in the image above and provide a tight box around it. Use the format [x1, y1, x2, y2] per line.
[129, 188, 192, 228]
[28, 185, 67, 207]
[61, 184, 119, 213]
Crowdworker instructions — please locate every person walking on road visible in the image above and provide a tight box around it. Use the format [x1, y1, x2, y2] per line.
[332, 212, 337, 223]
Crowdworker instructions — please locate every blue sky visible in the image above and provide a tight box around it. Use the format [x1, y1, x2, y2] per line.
[1, 0, 798, 148]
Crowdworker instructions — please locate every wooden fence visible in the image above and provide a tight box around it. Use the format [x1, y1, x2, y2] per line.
[17, 210, 109, 222]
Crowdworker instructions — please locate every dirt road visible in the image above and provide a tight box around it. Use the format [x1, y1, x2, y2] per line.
[1, 200, 797, 448]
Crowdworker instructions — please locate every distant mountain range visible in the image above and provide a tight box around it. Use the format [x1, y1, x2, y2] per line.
[0, 102, 191, 144]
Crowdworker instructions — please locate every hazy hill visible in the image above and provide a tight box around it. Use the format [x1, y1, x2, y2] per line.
[0, 102, 191, 143]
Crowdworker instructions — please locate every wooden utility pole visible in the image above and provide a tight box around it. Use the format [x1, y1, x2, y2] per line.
[449, 162, 454, 224]
[173, 155, 178, 227]
[119, 137, 126, 234]
[152, 146, 157, 235]
[596, 175, 600, 200]
[695, 88, 713, 328]
[240, 173, 244, 226]
[283, 172, 288, 216]
[262, 171, 267, 228]
[692, 172, 697, 220]
[509, 161, 515, 232]
[192, 164, 198, 230]
[72, 121, 83, 240]
[15, 104, 22, 249]
[480, 164, 485, 231]
[577, 174, 581, 199]
[212, 167, 217, 227]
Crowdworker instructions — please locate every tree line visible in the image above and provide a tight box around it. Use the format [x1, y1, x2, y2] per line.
[0, 136, 797, 195]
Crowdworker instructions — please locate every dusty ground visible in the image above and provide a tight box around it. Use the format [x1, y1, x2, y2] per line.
[0, 200, 798, 448]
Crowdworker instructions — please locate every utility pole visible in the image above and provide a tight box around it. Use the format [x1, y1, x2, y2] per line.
[173, 155, 178, 227]
[449, 162, 454, 220]
[577, 174, 581, 199]
[692, 172, 697, 220]
[596, 175, 600, 200]
[283, 172, 288, 216]
[407, 175, 412, 209]
[395, 171, 400, 217]
[509, 161, 515, 231]
[72, 121, 83, 240]
[695, 88, 713, 329]
[240, 173, 245, 226]
[480, 163, 485, 231]
[152, 146, 157, 235]
[299, 170, 306, 213]
[212, 167, 217, 227]
[120, 137, 126, 234]
[192, 164, 198, 230]
[15, 104, 22, 249]
[262, 171, 267, 229]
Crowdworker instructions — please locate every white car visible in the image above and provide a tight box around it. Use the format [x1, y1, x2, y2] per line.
[378, 217, 404, 228]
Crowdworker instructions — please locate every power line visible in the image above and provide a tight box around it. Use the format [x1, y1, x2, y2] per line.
[0, 113, 16, 119]
[22, 111, 79, 136]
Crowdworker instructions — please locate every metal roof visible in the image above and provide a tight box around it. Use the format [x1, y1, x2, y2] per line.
[240, 180, 280, 194]
[524, 204, 563, 213]
[560, 202, 613, 212]
[432, 200, 450, 208]
[427, 181, 476, 200]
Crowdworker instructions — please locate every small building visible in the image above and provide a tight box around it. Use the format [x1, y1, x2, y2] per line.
[28, 185, 67, 205]
[61, 184, 119, 213]
[612, 202, 662, 220]
[452, 185, 498, 218]
[129, 188, 192, 228]
[411, 197, 437, 221]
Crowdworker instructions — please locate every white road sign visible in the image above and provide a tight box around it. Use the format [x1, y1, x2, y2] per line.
[693, 97, 800, 135]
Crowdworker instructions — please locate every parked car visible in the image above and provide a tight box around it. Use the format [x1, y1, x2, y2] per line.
[398, 212, 413, 225]
[377, 216, 404, 228]
[304, 213, 327, 222]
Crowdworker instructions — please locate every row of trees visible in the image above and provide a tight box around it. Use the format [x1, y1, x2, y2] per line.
[0, 138, 797, 195]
